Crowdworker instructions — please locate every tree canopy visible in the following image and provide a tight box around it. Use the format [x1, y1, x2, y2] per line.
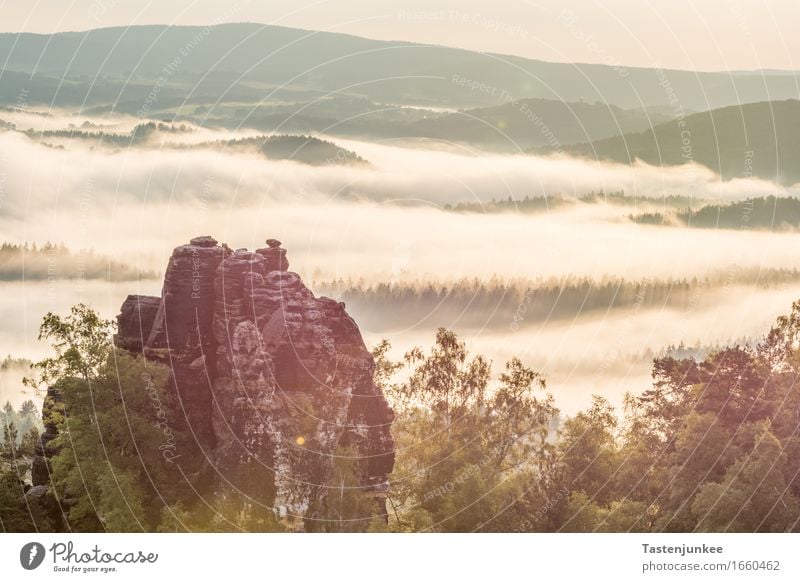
[3, 301, 800, 532]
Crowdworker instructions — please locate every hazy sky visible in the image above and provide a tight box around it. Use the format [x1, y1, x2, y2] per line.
[0, 0, 797, 72]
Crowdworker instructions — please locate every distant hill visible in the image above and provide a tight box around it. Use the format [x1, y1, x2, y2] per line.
[403, 99, 674, 149]
[551, 100, 800, 185]
[630, 196, 800, 230]
[0, 24, 799, 114]
[6, 122, 367, 166]
[193, 134, 368, 166]
[258, 135, 366, 166]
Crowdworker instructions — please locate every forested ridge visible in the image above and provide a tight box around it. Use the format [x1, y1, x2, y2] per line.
[5, 121, 367, 167]
[316, 268, 800, 330]
[443, 191, 700, 214]
[551, 100, 800, 184]
[631, 196, 800, 231]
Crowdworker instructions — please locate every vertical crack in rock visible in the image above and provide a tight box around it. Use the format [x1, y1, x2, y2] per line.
[113, 237, 395, 529]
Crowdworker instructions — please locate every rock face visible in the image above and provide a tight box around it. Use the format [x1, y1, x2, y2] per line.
[114, 237, 394, 529]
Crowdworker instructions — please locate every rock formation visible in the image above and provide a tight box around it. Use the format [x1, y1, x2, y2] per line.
[113, 236, 394, 529]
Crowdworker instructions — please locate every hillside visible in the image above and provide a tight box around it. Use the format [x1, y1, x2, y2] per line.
[552, 99, 800, 184]
[1, 24, 799, 114]
[258, 135, 366, 165]
[630, 196, 800, 230]
[4, 122, 367, 167]
[401, 99, 674, 149]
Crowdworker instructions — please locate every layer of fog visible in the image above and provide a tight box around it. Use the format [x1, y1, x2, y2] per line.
[2, 128, 800, 280]
[0, 279, 161, 409]
[2, 276, 798, 415]
[0, 280, 161, 361]
[2, 117, 795, 219]
[3, 118, 800, 414]
[0, 365, 35, 411]
[6, 197, 800, 285]
[365, 283, 800, 414]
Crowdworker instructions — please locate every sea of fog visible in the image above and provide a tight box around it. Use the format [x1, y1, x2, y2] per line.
[2, 278, 797, 415]
[1, 115, 800, 414]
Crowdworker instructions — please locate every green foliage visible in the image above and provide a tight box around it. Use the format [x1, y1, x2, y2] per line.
[555, 396, 618, 506]
[1, 422, 18, 459]
[398, 328, 492, 419]
[24, 304, 114, 388]
[691, 425, 800, 532]
[197, 489, 284, 533]
[378, 304, 800, 532]
[562, 492, 651, 532]
[18, 425, 39, 456]
[314, 446, 381, 532]
[9, 304, 192, 532]
[612, 303, 800, 533]
[47, 350, 176, 531]
[382, 329, 556, 532]
[5, 298, 800, 532]
[0, 399, 47, 531]
[0, 399, 41, 448]
[0, 469, 52, 532]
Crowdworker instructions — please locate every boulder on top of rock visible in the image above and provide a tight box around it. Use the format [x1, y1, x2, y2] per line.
[256, 237, 289, 272]
[190, 235, 219, 247]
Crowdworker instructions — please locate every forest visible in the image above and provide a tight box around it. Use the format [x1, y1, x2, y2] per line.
[4, 120, 368, 167]
[630, 196, 800, 231]
[443, 191, 701, 214]
[1, 299, 799, 533]
[316, 268, 800, 331]
[0, 242, 158, 281]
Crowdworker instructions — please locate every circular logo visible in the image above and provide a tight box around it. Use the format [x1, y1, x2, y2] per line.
[19, 542, 46, 570]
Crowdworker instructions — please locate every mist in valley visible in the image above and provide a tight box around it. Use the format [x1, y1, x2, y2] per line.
[2, 112, 799, 415]
[4, 11, 800, 535]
